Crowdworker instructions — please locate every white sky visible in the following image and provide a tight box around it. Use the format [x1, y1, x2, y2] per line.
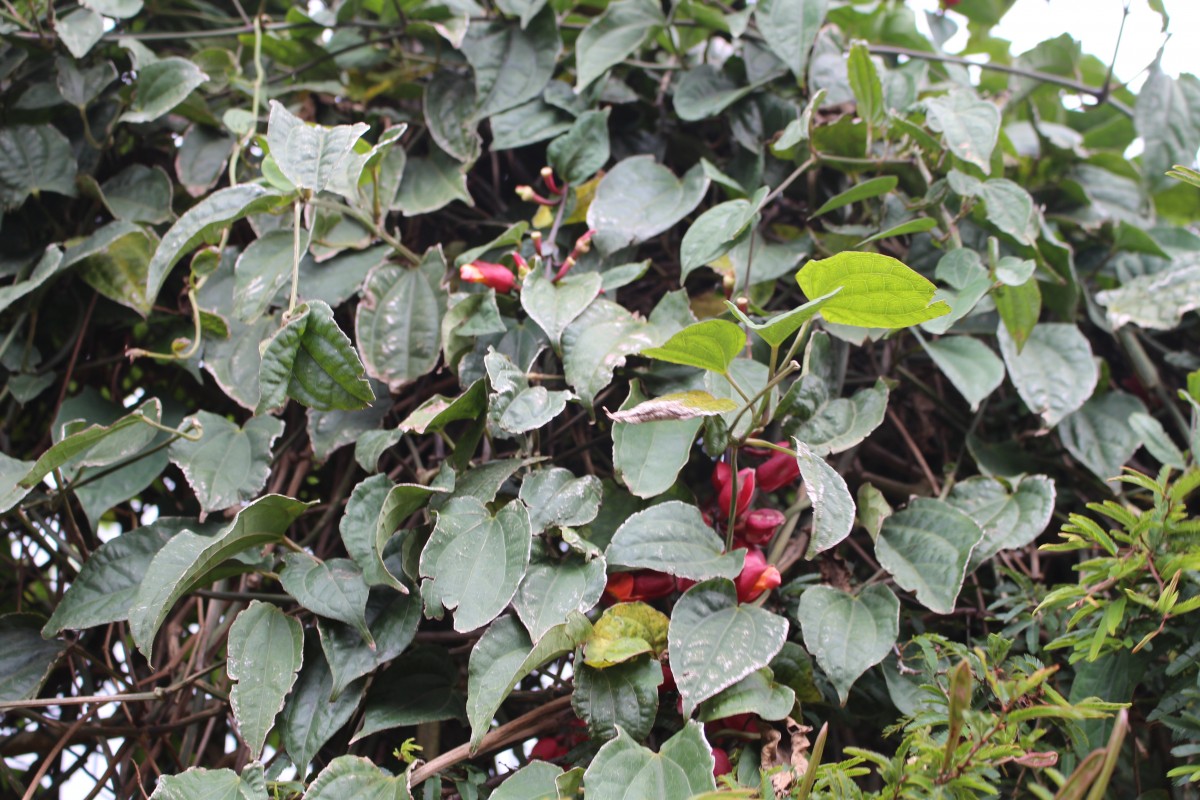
[911, 0, 1200, 84]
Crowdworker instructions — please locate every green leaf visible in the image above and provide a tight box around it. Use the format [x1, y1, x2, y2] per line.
[796, 252, 950, 328]
[120, 57, 208, 123]
[606, 501, 744, 581]
[518, 467, 603, 532]
[794, 440, 855, 557]
[356, 258, 446, 391]
[574, 0, 664, 91]
[281, 553, 374, 646]
[548, 109, 611, 185]
[1095, 254, 1200, 331]
[232, 228, 312, 323]
[424, 72, 482, 163]
[0, 614, 66, 702]
[129, 494, 310, 658]
[464, 7, 560, 117]
[796, 584, 898, 704]
[83, 0, 143, 17]
[319, 591, 421, 700]
[20, 398, 163, 488]
[467, 613, 592, 749]
[668, 578, 790, 716]
[997, 322, 1097, 428]
[227, 601, 304, 759]
[572, 657, 663, 742]
[561, 299, 661, 406]
[265, 101, 369, 193]
[1135, 67, 1200, 191]
[585, 602, 669, 668]
[846, 42, 884, 126]
[1129, 411, 1187, 469]
[394, 145, 472, 215]
[921, 335, 1005, 411]
[875, 498, 983, 615]
[420, 496, 532, 632]
[514, 544, 606, 641]
[99, 164, 173, 224]
[521, 270, 603, 348]
[43, 518, 218, 636]
[857, 216, 939, 246]
[399, 380, 488, 434]
[679, 187, 768, 275]
[673, 64, 758, 122]
[304, 756, 410, 800]
[0, 126, 77, 208]
[755, 0, 828, 84]
[979, 179, 1039, 246]
[146, 184, 282, 304]
[611, 382, 703, 499]
[168, 412, 284, 513]
[587, 157, 708, 254]
[583, 722, 716, 799]
[494, 0, 547, 28]
[609, 390, 738, 424]
[342, 477, 440, 592]
[923, 91, 1001, 174]
[68, 222, 158, 316]
[354, 647, 466, 740]
[786, 379, 889, 457]
[812, 176, 897, 218]
[946, 475, 1056, 570]
[57, 8, 105, 58]
[148, 766, 267, 800]
[696, 667, 795, 722]
[640, 319, 745, 374]
[203, 315, 272, 411]
[257, 300, 375, 414]
[485, 350, 572, 436]
[993, 277, 1041, 352]
[281, 639, 366, 772]
[0, 245, 64, 314]
[1059, 391, 1147, 486]
[306, 382, 391, 464]
[491, 761, 563, 800]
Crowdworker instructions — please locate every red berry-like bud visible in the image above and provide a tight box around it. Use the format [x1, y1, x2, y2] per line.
[718, 468, 755, 522]
[712, 747, 733, 777]
[529, 737, 568, 761]
[756, 446, 800, 491]
[739, 508, 785, 545]
[712, 462, 732, 494]
[460, 261, 516, 294]
[735, 548, 781, 603]
[604, 572, 635, 603]
[604, 570, 676, 602]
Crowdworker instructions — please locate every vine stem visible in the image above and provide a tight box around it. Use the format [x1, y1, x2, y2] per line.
[287, 196, 303, 318]
[308, 197, 420, 265]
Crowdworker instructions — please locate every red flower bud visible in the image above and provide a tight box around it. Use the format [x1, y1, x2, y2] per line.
[717, 467, 755, 522]
[712, 462, 732, 494]
[540, 166, 564, 195]
[529, 737, 568, 761]
[460, 261, 516, 294]
[739, 508, 785, 545]
[755, 446, 800, 491]
[659, 660, 676, 692]
[735, 548, 781, 603]
[675, 575, 696, 593]
[712, 747, 732, 777]
[604, 570, 676, 602]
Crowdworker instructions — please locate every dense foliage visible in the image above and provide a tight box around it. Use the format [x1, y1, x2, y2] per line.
[2, 0, 1199, 797]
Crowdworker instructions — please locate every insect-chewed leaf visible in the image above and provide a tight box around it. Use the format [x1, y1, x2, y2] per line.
[605, 390, 738, 423]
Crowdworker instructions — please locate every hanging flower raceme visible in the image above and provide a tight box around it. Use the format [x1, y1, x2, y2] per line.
[735, 548, 782, 603]
[713, 463, 755, 522]
[460, 260, 516, 294]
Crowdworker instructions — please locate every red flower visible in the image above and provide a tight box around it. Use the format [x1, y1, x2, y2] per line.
[529, 737, 568, 761]
[717, 467, 755, 522]
[755, 447, 800, 492]
[604, 570, 676, 603]
[712, 746, 733, 777]
[738, 508, 786, 545]
[460, 260, 516, 293]
[735, 549, 781, 603]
